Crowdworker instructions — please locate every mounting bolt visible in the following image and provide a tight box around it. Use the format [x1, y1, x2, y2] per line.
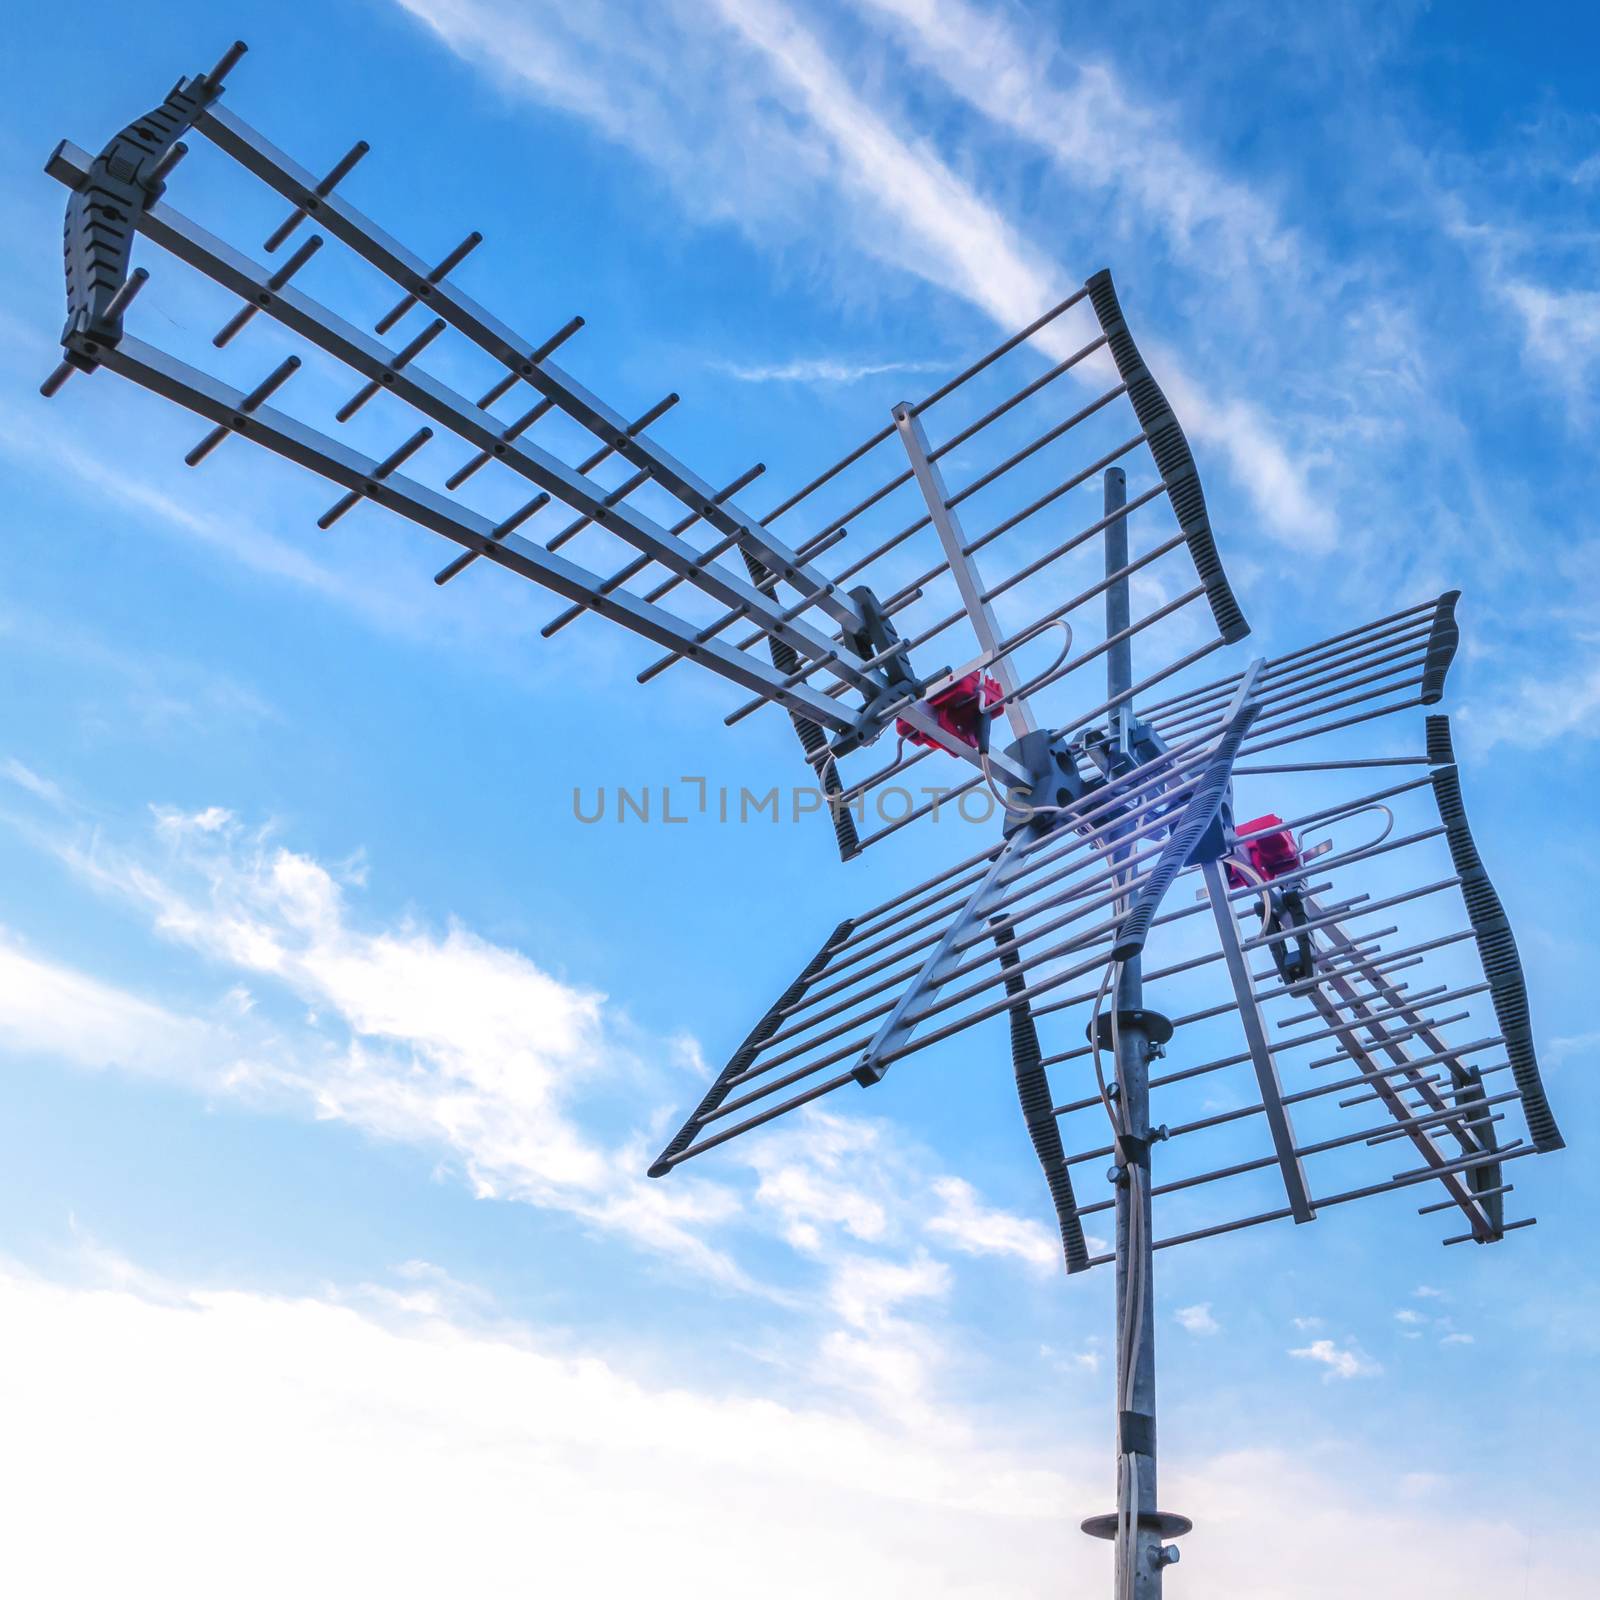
[1157, 1545, 1181, 1568]
[1152, 1124, 1170, 1143]
[1107, 1163, 1127, 1187]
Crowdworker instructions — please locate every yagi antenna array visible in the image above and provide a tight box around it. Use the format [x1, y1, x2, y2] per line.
[41, 42, 1567, 1599]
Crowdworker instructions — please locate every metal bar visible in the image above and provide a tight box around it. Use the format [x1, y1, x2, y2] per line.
[1046, 928, 1480, 1101]
[183, 353, 300, 466]
[1105, 467, 1131, 751]
[1302, 984, 1495, 1238]
[908, 287, 1091, 417]
[1069, 1088, 1521, 1204]
[1200, 859, 1315, 1223]
[1276, 981, 1445, 1030]
[338, 315, 445, 421]
[1053, 639, 1233, 748]
[1231, 757, 1430, 775]
[1154, 641, 1429, 743]
[442, 397, 555, 493]
[1443, 1216, 1535, 1247]
[1045, 961, 1427, 1071]
[983, 485, 1169, 608]
[964, 435, 1146, 559]
[1136, 599, 1441, 721]
[1240, 695, 1429, 760]
[850, 833, 1032, 1085]
[733, 427, 1145, 691]
[1339, 1050, 1506, 1106]
[544, 391, 680, 549]
[541, 462, 765, 637]
[892, 404, 1034, 739]
[1104, 1144, 1539, 1263]
[374, 229, 482, 334]
[787, 800, 1198, 1032]
[263, 139, 368, 252]
[950, 385, 1128, 514]
[475, 314, 584, 410]
[318, 425, 432, 527]
[748, 847, 1166, 1071]
[215, 234, 321, 347]
[1420, 1183, 1511, 1216]
[1147, 623, 1433, 734]
[658, 371, 1133, 687]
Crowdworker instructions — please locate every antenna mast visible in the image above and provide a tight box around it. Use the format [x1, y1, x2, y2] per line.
[35, 44, 1566, 1595]
[1089, 465, 1187, 1588]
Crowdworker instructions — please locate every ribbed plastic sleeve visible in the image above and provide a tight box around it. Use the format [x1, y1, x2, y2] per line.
[993, 917, 1090, 1272]
[1426, 714, 1564, 1152]
[1085, 269, 1250, 646]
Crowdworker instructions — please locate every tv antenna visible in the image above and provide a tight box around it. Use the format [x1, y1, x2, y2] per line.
[40, 43, 1565, 1595]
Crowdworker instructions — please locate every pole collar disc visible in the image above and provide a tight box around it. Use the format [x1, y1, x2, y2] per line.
[1085, 1007, 1175, 1050]
[1080, 1511, 1193, 1541]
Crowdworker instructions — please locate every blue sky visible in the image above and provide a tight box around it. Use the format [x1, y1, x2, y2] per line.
[1, 1, 1596, 1594]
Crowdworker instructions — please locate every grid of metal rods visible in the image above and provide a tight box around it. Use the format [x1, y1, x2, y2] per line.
[1037, 733, 1538, 1259]
[650, 695, 1260, 1172]
[651, 605, 1553, 1262]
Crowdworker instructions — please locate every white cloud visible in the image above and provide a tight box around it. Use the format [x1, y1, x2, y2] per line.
[1, 759, 67, 808]
[0, 935, 222, 1080]
[1413, 1285, 1445, 1299]
[1546, 1030, 1600, 1066]
[1440, 1333, 1475, 1347]
[1395, 1308, 1426, 1325]
[1176, 1302, 1220, 1336]
[1503, 280, 1600, 391]
[925, 1175, 1058, 1270]
[1291, 1315, 1325, 1331]
[714, 356, 946, 384]
[13, 793, 1081, 1410]
[0, 1253, 1581, 1600]
[0, 1255, 1072, 1599]
[1461, 654, 1600, 750]
[1442, 203, 1600, 417]
[1289, 1339, 1381, 1382]
[37, 803, 750, 1285]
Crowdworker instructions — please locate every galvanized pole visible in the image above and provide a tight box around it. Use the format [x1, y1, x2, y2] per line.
[1105, 465, 1166, 1596]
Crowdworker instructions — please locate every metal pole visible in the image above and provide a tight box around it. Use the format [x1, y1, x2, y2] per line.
[1105, 465, 1169, 1595]
[1106, 467, 1133, 755]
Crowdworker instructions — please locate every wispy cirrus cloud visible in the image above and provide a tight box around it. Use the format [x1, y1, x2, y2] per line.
[389, 0, 1327, 550]
[852, 0, 1301, 282]
[714, 355, 945, 384]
